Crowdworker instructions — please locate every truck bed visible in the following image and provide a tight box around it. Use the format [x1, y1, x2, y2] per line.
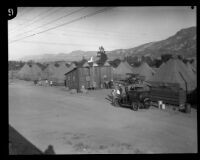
[149, 86, 186, 106]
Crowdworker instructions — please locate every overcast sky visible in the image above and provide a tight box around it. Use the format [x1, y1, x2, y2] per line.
[8, 6, 196, 60]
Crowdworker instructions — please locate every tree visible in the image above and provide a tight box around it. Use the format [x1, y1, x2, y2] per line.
[109, 59, 121, 68]
[153, 59, 163, 68]
[97, 46, 108, 66]
[161, 54, 173, 63]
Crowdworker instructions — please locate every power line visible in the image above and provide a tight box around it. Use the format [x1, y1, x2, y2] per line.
[9, 8, 36, 31]
[9, 7, 114, 44]
[12, 7, 86, 40]
[10, 7, 61, 37]
[9, 7, 54, 33]
[9, 7, 36, 31]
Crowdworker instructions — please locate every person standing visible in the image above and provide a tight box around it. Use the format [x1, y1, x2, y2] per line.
[119, 84, 123, 95]
[93, 81, 96, 90]
[112, 85, 120, 106]
[45, 79, 49, 87]
[50, 81, 53, 87]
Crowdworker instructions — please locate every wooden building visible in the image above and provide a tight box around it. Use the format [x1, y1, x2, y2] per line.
[64, 65, 113, 91]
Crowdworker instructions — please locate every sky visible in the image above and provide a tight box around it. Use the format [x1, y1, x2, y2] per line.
[8, 6, 196, 60]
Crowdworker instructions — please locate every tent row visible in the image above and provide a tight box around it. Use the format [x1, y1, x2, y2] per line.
[16, 58, 196, 92]
[148, 59, 197, 92]
[111, 59, 196, 92]
[112, 61, 155, 81]
[16, 62, 76, 85]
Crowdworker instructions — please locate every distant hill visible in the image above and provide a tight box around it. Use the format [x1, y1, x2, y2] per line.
[21, 51, 97, 62]
[20, 26, 196, 62]
[107, 26, 196, 60]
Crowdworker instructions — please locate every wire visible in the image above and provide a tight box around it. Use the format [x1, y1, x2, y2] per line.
[9, 7, 53, 34]
[9, 7, 114, 44]
[10, 7, 60, 37]
[12, 7, 86, 40]
[9, 8, 36, 31]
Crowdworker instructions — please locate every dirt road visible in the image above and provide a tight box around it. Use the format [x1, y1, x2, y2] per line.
[9, 80, 197, 154]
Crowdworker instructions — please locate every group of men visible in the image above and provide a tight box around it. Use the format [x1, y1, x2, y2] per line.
[34, 79, 53, 86]
[111, 83, 127, 105]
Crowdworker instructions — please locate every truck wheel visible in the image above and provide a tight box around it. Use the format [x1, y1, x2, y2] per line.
[132, 102, 138, 111]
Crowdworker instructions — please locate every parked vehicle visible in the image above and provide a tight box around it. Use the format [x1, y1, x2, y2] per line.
[113, 83, 151, 111]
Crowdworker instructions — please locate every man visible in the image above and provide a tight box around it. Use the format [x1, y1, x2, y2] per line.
[111, 85, 121, 106]
[93, 81, 96, 90]
[45, 79, 49, 87]
[119, 84, 123, 95]
[50, 81, 53, 87]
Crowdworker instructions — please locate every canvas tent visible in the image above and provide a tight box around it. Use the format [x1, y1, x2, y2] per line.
[152, 67, 159, 73]
[186, 62, 196, 75]
[148, 59, 197, 92]
[132, 62, 155, 80]
[113, 61, 133, 80]
[191, 58, 196, 69]
[50, 63, 72, 85]
[42, 63, 57, 80]
[17, 63, 43, 81]
[103, 60, 110, 67]
[82, 62, 90, 67]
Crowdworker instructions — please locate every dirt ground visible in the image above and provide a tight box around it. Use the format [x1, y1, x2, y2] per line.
[9, 80, 197, 154]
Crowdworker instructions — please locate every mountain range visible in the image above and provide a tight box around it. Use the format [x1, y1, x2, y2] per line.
[21, 26, 196, 62]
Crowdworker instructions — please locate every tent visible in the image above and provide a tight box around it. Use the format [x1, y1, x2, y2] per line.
[132, 62, 155, 80]
[69, 62, 76, 68]
[31, 64, 43, 79]
[113, 61, 133, 80]
[191, 58, 196, 69]
[51, 63, 70, 85]
[50, 62, 77, 85]
[186, 62, 196, 75]
[82, 62, 90, 67]
[17, 63, 43, 81]
[152, 67, 159, 73]
[103, 60, 110, 66]
[148, 58, 196, 92]
[42, 63, 57, 80]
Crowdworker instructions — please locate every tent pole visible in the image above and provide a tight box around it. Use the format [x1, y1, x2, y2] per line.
[179, 72, 188, 110]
